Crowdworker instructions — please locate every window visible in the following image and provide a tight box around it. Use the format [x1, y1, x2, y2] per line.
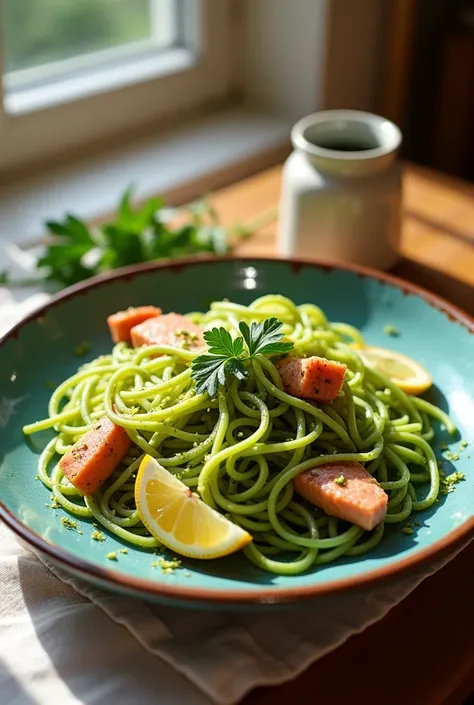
[1, 0, 181, 113]
[0, 0, 233, 173]
[3, 0, 176, 74]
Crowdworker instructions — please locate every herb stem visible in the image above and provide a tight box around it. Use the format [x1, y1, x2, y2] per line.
[229, 207, 279, 239]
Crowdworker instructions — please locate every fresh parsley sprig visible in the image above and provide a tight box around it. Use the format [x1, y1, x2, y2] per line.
[0, 188, 278, 289]
[191, 317, 293, 397]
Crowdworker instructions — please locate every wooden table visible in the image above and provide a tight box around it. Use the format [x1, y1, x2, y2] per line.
[211, 162, 474, 316]
[209, 163, 474, 705]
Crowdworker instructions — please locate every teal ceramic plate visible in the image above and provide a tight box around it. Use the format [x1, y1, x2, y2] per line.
[1, 258, 473, 607]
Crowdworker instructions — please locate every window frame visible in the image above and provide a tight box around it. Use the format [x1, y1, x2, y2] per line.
[0, 0, 234, 173]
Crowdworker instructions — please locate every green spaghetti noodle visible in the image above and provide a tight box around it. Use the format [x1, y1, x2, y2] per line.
[23, 295, 455, 575]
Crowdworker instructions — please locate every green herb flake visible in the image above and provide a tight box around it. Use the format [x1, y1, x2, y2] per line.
[402, 527, 413, 535]
[334, 475, 346, 486]
[61, 517, 78, 531]
[107, 552, 117, 561]
[74, 341, 91, 357]
[460, 440, 469, 450]
[383, 324, 399, 337]
[443, 450, 460, 462]
[402, 517, 421, 529]
[119, 548, 128, 554]
[91, 529, 106, 542]
[151, 556, 182, 573]
[439, 470, 465, 495]
[175, 329, 198, 345]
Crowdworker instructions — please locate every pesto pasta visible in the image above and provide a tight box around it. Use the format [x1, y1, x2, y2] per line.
[23, 295, 454, 575]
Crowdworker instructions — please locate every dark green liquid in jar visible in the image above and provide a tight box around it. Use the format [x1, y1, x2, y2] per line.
[314, 139, 378, 152]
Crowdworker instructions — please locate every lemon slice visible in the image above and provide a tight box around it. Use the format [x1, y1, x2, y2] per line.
[357, 346, 432, 395]
[135, 455, 252, 559]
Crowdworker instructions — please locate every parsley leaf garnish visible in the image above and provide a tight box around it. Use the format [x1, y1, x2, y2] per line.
[239, 318, 293, 357]
[191, 353, 247, 399]
[191, 317, 293, 397]
[204, 327, 244, 358]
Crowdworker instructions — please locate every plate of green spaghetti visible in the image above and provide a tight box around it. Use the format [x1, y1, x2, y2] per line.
[0, 257, 473, 607]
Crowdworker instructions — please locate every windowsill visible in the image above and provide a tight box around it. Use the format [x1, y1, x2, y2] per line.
[0, 105, 292, 245]
[5, 47, 196, 115]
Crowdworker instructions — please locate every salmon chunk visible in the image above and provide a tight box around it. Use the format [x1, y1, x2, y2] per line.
[278, 356, 346, 403]
[130, 313, 205, 350]
[294, 461, 388, 531]
[107, 306, 162, 344]
[59, 416, 131, 495]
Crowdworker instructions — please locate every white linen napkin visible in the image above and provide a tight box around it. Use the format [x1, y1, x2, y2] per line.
[1, 524, 470, 705]
[0, 286, 50, 338]
[1, 291, 471, 705]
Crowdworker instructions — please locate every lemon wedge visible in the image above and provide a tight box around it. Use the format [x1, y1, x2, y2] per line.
[135, 455, 252, 559]
[356, 346, 432, 395]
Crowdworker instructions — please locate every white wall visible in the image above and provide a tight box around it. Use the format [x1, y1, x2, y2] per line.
[241, 0, 330, 117]
[241, 0, 385, 119]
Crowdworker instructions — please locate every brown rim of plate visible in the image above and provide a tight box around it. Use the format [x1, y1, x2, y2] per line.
[1, 255, 473, 605]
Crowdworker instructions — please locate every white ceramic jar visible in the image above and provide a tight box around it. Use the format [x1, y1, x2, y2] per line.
[278, 110, 403, 270]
